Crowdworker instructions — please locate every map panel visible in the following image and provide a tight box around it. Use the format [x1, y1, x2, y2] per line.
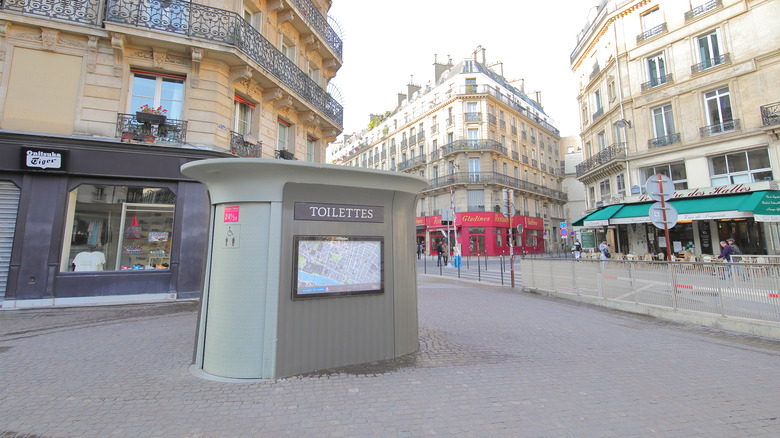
[294, 236, 383, 297]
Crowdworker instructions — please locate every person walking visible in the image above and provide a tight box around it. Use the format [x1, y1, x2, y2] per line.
[717, 240, 735, 278]
[417, 243, 422, 260]
[572, 240, 582, 260]
[435, 240, 443, 267]
[599, 240, 610, 262]
[441, 241, 449, 266]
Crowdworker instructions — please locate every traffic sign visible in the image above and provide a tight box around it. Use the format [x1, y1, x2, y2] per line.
[645, 175, 675, 202]
[649, 202, 678, 229]
[560, 229, 568, 236]
[560, 222, 567, 229]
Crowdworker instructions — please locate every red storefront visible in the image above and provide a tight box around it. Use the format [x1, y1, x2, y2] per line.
[416, 212, 545, 257]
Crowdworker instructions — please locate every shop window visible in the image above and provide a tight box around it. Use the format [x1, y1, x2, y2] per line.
[709, 148, 773, 186]
[60, 185, 176, 272]
[130, 71, 185, 119]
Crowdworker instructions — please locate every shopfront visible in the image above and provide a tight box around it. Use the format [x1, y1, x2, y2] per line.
[0, 133, 226, 307]
[415, 212, 545, 257]
[573, 183, 780, 257]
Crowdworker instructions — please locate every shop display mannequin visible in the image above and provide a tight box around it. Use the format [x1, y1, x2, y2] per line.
[72, 246, 106, 271]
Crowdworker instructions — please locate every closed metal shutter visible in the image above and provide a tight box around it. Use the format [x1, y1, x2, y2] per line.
[0, 181, 20, 301]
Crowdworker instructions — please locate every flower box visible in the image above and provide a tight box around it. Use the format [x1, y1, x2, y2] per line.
[136, 112, 167, 125]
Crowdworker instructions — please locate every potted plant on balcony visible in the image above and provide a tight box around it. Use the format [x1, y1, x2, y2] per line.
[277, 147, 294, 160]
[136, 105, 167, 125]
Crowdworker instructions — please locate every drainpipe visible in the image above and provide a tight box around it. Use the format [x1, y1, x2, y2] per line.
[613, 17, 631, 191]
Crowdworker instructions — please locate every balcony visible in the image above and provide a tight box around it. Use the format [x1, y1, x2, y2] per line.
[1, 0, 102, 24]
[641, 73, 673, 91]
[429, 149, 440, 161]
[431, 124, 439, 134]
[104, 0, 343, 126]
[229, 131, 261, 157]
[446, 117, 454, 127]
[531, 159, 538, 167]
[700, 119, 741, 136]
[397, 155, 426, 171]
[288, 0, 343, 59]
[636, 22, 667, 43]
[512, 151, 519, 160]
[417, 131, 425, 143]
[760, 102, 780, 126]
[648, 133, 681, 149]
[522, 155, 529, 164]
[116, 113, 187, 145]
[511, 125, 517, 135]
[488, 114, 497, 125]
[464, 112, 482, 123]
[500, 120, 506, 130]
[381, 150, 387, 160]
[440, 139, 506, 158]
[575, 143, 626, 177]
[425, 172, 567, 202]
[400, 139, 408, 150]
[685, 0, 722, 21]
[691, 53, 730, 74]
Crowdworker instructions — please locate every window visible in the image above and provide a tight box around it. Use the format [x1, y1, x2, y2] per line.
[130, 71, 185, 119]
[639, 163, 688, 191]
[589, 186, 596, 207]
[469, 158, 480, 182]
[465, 77, 477, 94]
[597, 131, 606, 151]
[641, 7, 662, 31]
[233, 95, 254, 135]
[607, 80, 616, 101]
[697, 30, 722, 69]
[594, 89, 603, 112]
[277, 118, 293, 151]
[467, 189, 484, 211]
[710, 149, 773, 186]
[243, 6, 262, 32]
[646, 52, 668, 87]
[650, 104, 675, 144]
[616, 173, 625, 196]
[306, 135, 318, 162]
[281, 36, 296, 63]
[704, 86, 733, 132]
[600, 179, 611, 202]
[467, 128, 479, 146]
[308, 63, 320, 86]
[60, 185, 176, 272]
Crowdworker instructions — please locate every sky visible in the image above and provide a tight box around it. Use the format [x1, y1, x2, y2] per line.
[328, 0, 599, 139]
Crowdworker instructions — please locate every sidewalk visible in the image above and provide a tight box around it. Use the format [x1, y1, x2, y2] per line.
[2, 275, 780, 437]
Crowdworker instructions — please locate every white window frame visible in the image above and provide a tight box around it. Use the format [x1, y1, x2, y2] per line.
[709, 148, 773, 186]
[704, 86, 733, 130]
[651, 103, 675, 139]
[646, 52, 667, 87]
[277, 118, 293, 151]
[129, 71, 185, 119]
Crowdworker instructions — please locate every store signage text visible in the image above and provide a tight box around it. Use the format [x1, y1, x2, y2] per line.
[636, 184, 752, 202]
[21, 148, 67, 171]
[294, 202, 384, 223]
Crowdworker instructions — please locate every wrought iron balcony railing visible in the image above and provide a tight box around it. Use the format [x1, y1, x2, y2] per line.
[488, 114, 497, 125]
[648, 133, 681, 148]
[441, 139, 506, 158]
[512, 151, 519, 160]
[381, 150, 387, 160]
[641, 73, 673, 91]
[424, 171, 567, 202]
[500, 120, 506, 130]
[760, 102, 780, 126]
[429, 149, 440, 161]
[276, 149, 295, 160]
[400, 139, 408, 150]
[446, 117, 454, 127]
[116, 113, 187, 144]
[397, 155, 426, 171]
[522, 155, 529, 164]
[1, 0, 102, 24]
[575, 142, 626, 177]
[464, 112, 482, 123]
[700, 119, 740, 136]
[431, 124, 439, 134]
[691, 53, 730, 73]
[289, 0, 343, 59]
[105, 0, 343, 126]
[591, 107, 604, 121]
[511, 125, 517, 135]
[685, 0, 722, 21]
[636, 22, 667, 43]
[230, 131, 261, 157]
[417, 131, 425, 143]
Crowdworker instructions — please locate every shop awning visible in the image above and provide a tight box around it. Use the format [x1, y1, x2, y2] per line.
[609, 192, 767, 224]
[739, 190, 780, 222]
[573, 204, 623, 227]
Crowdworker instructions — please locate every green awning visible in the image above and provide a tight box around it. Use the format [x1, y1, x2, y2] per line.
[573, 204, 623, 227]
[739, 190, 780, 222]
[609, 192, 759, 224]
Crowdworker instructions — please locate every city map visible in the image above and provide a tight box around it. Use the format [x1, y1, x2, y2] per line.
[295, 237, 383, 296]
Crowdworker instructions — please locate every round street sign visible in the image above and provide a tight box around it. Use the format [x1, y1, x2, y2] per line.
[560, 229, 568, 236]
[649, 201, 678, 229]
[645, 175, 675, 202]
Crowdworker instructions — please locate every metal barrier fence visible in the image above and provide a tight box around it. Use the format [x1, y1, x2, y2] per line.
[521, 258, 780, 323]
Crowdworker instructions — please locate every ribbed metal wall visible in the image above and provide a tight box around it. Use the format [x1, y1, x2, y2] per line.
[0, 181, 20, 301]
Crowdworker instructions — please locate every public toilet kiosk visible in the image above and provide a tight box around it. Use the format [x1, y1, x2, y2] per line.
[181, 159, 427, 380]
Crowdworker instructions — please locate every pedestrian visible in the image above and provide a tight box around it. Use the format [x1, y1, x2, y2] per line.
[717, 240, 735, 278]
[441, 241, 449, 266]
[727, 238, 742, 256]
[572, 240, 582, 260]
[417, 243, 421, 260]
[435, 240, 443, 266]
[599, 240, 610, 261]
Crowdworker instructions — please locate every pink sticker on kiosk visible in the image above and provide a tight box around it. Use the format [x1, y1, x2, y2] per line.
[224, 206, 240, 223]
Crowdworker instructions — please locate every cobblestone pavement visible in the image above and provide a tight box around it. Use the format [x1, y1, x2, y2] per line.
[2, 276, 780, 437]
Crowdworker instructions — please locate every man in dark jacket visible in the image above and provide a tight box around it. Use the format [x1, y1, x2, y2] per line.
[717, 240, 734, 262]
